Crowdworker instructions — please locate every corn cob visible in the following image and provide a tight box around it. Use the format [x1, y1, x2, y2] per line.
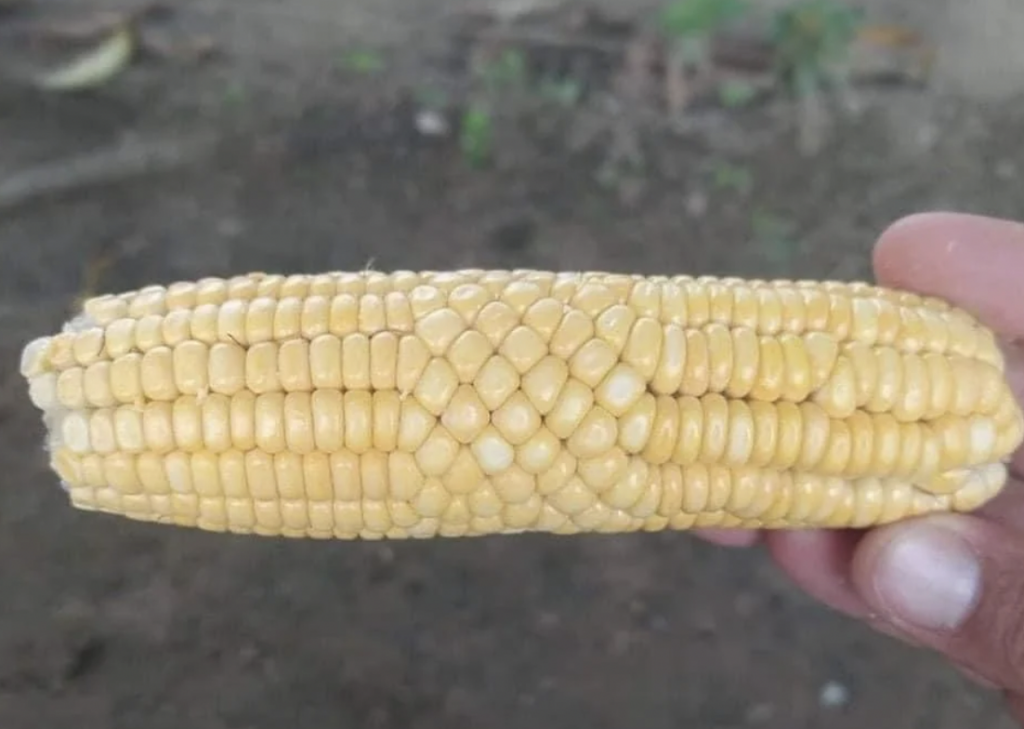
[19, 269, 1024, 540]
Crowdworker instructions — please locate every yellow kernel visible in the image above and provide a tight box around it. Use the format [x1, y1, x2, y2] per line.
[273, 297, 302, 340]
[471, 425, 515, 474]
[440, 384, 490, 445]
[499, 325, 548, 374]
[301, 296, 330, 339]
[569, 338, 617, 389]
[283, 392, 315, 454]
[566, 405, 617, 459]
[491, 391, 542, 446]
[140, 347, 177, 401]
[416, 308, 466, 356]
[83, 361, 116, 407]
[254, 392, 286, 453]
[416, 424, 461, 476]
[344, 391, 373, 454]
[309, 335, 342, 389]
[370, 333, 399, 391]
[372, 391, 402, 452]
[171, 396, 203, 451]
[173, 341, 209, 397]
[278, 338, 312, 392]
[329, 294, 359, 336]
[341, 333, 371, 390]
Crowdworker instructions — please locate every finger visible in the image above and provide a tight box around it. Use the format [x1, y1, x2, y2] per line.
[975, 474, 1024, 531]
[850, 513, 1024, 693]
[691, 528, 760, 547]
[873, 212, 1024, 341]
[1000, 339, 1024, 409]
[1005, 692, 1024, 724]
[997, 341, 1024, 479]
[762, 529, 870, 618]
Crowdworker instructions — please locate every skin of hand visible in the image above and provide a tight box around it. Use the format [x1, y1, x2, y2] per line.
[695, 212, 1024, 720]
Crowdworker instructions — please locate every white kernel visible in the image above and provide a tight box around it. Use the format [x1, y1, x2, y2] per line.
[21, 337, 51, 377]
[969, 417, 996, 461]
[596, 365, 645, 417]
[61, 412, 92, 453]
[28, 373, 58, 410]
[472, 428, 515, 474]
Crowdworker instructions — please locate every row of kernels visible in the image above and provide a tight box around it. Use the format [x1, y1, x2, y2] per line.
[82, 269, 629, 328]
[928, 411, 1008, 472]
[80, 269, 977, 346]
[45, 285, 991, 385]
[83, 271, 413, 323]
[66, 482, 959, 536]
[59, 486, 501, 539]
[46, 365, 1018, 488]
[48, 423, 565, 509]
[577, 381, 1002, 483]
[994, 391, 1024, 454]
[653, 278, 975, 349]
[53, 442, 706, 531]
[64, 477, 578, 539]
[746, 277, 949, 312]
[50, 447, 1006, 536]
[551, 458, 946, 532]
[835, 344, 1006, 419]
[52, 446, 560, 532]
[608, 391, 973, 481]
[54, 473, 935, 536]
[946, 462, 1008, 511]
[51, 333, 434, 407]
[57, 293, 428, 369]
[54, 447, 436, 503]
[642, 326, 837, 402]
[57, 389, 440, 456]
[615, 273, 954, 322]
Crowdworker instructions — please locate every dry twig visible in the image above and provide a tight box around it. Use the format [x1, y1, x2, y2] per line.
[0, 133, 219, 212]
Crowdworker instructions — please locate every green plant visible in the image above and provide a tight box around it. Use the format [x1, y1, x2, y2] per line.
[658, 0, 751, 119]
[751, 207, 798, 270]
[459, 103, 492, 167]
[342, 49, 385, 73]
[538, 77, 583, 107]
[770, 0, 863, 154]
[717, 78, 757, 108]
[222, 79, 247, 107]
[659, 0, 749, 62]
[710, 161, 753, 194]
[771, 0, 863, 96]
[478, 49, 528, 91]
[660, 0, 749, 41]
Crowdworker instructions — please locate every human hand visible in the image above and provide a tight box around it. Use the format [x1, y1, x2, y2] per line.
[696, 212, 1024, 718]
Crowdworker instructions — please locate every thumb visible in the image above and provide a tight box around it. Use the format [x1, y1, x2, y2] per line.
[851, 513, 1024, 692]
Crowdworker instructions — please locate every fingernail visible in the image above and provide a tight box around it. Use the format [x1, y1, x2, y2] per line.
[872, 523, 981, 631]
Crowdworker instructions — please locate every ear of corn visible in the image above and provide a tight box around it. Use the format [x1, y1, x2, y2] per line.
[20, 269, 1024, 540]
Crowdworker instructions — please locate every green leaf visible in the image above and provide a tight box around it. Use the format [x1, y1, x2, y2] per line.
[717, 79, 757, 107]
[459, 104, 492, 167]
[342, 50, 385, 73]
[480, 49, 528, 90]
[711, 162, 753, 194]
[771, 0, 863, 96]
[538, 77, 583, 106]
[659, 0, 750, 38]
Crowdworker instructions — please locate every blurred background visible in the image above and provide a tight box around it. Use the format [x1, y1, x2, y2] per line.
[2, 0, 1023, 726]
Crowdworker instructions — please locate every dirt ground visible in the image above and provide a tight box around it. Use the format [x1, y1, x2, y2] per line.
[3, 0, 1024, 727]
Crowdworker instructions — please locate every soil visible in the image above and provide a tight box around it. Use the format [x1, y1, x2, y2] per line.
[2, 1, 1024, 727]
